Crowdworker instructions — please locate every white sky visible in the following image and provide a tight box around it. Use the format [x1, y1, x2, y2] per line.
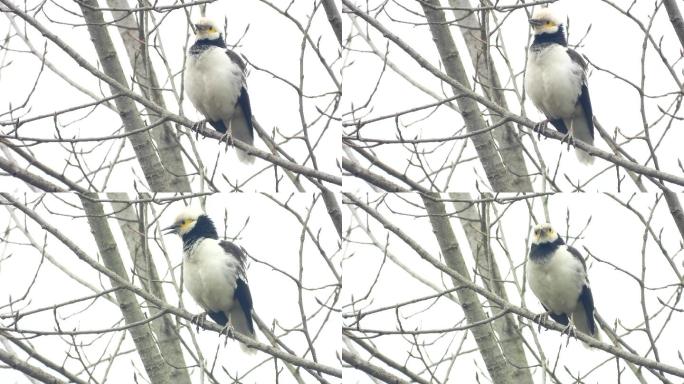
[0, 193, 341, 383]
[343, 192, 684, 383]
[343, 0, 683, 192]
[0, 0, 340, 192]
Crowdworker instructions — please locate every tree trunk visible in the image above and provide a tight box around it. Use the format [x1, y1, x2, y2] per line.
[80, 194, 171, 384]
[421, 193, 515, 384]
[78, 0, 172, 191]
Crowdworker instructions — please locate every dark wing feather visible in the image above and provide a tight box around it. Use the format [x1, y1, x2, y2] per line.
[566, 245, 587, 271]
[577, 84, 594, 140]
[219, 240, 247, 267]
[207, 310, 228, 326]
[218, 240, 254, 334]
[224, 49, 254, 140]
[541, 303, 570, 325]
[237, 87, 254, 138]
[234, 278, 255, 334]
[566, 49, 594, 140]
[549, 118, 568, 134]
[578, 284, 596, 334]
[208, 119, 227, 133]
[225, 49, 246, 71]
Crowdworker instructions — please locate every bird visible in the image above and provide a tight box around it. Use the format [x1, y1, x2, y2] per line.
[163, 206, 256, 353]
[526, 223, 599, 342]
[184, 17, 255, 163]
[525, 7, 595, 164]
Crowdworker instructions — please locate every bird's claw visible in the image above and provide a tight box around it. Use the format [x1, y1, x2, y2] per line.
[219, 132, 233, 152]
[561, 324, 576, 346]
[533, 120, 548, 140]
[560, 133, 575, 150]
[192, 120, 207, 140]
[191, 312, 208, 332]
[220, 324, 235, 346]
[533, 311, 550, 333]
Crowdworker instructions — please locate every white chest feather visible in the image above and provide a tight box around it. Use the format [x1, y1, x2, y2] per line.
[184, 47, 244, 122]
[525, 45, 584, 119]
[183, 239, 240, 312]
[527, 245, 586, 315]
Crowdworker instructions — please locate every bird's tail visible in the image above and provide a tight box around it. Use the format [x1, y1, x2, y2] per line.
[230, 304, 257, 354]
[230, 115, 255, 164]
[575, 148, 594, 165]
[572, 117, 595, 165]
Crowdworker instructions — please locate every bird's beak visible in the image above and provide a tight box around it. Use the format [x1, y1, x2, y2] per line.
[528, 19, 544, 27]
[162, 223, 180, 235]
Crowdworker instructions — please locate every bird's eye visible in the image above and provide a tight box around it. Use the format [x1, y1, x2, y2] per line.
[545, 21, 553, 26]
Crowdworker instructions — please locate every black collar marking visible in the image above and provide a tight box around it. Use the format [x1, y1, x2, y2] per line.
[189, 36, 226, 55]
[529, 236, 565, 261]
[531, 26, 567, 50]
[182, 215, 219, 249]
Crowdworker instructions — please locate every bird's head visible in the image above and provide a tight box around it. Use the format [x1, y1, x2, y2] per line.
[531, 223, 559, 245]
[163, 206, 206, 236]
[528, 8, 563, 36]
[193, 17, 222, 42]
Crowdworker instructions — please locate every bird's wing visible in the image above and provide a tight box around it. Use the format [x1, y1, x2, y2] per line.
[541, 303, 570, 325]
[566, 49, 594, 140]
[225, 49, 246, 71]
[574, 284, 597, 335]
[565, 244, 587, 271]
[207, 310, 228, 326]
[566, 244, 597, 335]
[225, 49, 254, 159]
[219, 240, 247, 276]
[218, 241, 255, 336]
[232, 278, 255, 335]
[233, 87, 254, 143]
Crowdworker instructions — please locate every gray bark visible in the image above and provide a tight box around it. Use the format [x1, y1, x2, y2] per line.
[321, 0, 342, 44]
[448, 0, 533, 192]
[78, 0, 172, 191]
[420, 0, 519, 192]
[320, 187, 342, 238]
[108, 193, 191, 384]
[450, 192, 533, 384]
[663, 0, 684, 51]
[106, 0, 191, 192]
[663, 188, 684, 244]
[80, 194, 171, 384]
[421, 193, 515, 384]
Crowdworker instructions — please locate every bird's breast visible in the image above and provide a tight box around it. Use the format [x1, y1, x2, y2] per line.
[183, 239, 240, 312]
[525, 45, 583, 119]
[527, 246, 586, 314]
[184, 48, 244, 122]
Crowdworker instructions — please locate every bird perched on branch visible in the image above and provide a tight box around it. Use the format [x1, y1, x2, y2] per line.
[527, 223, 599, 342]
[163, 206, 256, 353]
[184, 17, 255, 163]
[525, 8, 595, 164]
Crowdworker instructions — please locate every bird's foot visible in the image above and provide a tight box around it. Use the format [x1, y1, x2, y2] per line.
[533, 311, 550, 333]
[220, 324, 235, 346]
[192, 120, 207, 140]
[191, 312, 208, 332]
[561, 324, 576, 347]
[219, 130, 233, 152]
[560, 132, 575, 150]
[533, 120, 549, 140]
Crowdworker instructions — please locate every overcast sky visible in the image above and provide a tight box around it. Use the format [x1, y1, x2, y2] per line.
[343, 0, 682, 192]
[343, 192, 683, 383]
[0, 0, 340, 192]
[0, 192, 340, 383]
